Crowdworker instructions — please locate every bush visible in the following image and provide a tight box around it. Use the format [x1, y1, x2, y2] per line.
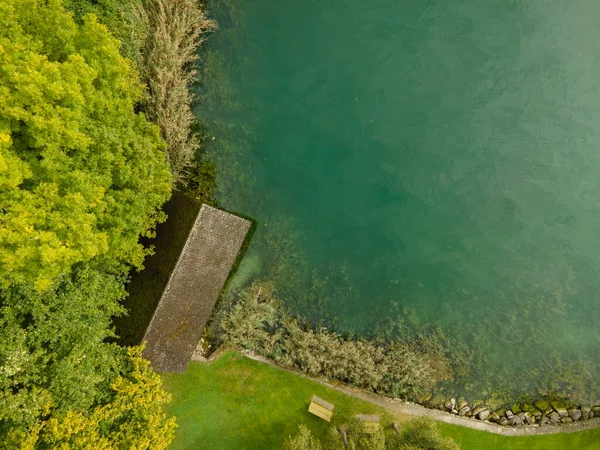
[387, 418, 460, 450]
[219, 283, 450, 400]
[282, 419, 460, 450]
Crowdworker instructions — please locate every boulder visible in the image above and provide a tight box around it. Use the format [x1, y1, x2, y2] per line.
[535, 400, 553, 416]
[561, 417, 573, 424]
[548, 412, 561, 424]
[592, 406, 600, 415]
[476, 409, 490, 421]
[508, 415, 524, 426]
[568, 408, 582, 421]
[458, 405, 471, 417]
[589, 411, 595, 419]
[445, 398, 456, 411]
[539, 416, 551, 426]
[551, 401, 568, 417]
[497, 417, 509, 426]
[581, 406, 591, 420]
[457, 400, 468, 411]
[420, 391, 433, 403]
[472, 406, 487, 416]
[505, 410, 514, 419]
[490, 412, 500, 422]
[428, 393, 446, 409]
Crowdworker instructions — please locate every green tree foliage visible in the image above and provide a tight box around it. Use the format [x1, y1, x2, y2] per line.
[63, 0, 149, 67]
[0, 0, 171, 291]
[0, 265, 177, 448]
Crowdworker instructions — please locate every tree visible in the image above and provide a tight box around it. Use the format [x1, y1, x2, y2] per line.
[0, 0, 171, 291]
[0, 266, 176, 448]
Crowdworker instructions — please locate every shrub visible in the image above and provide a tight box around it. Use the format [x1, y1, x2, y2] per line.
[283, 424, 323, 450]
[387, 418, 460, 450]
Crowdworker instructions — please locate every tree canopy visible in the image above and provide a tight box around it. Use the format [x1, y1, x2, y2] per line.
[0, 0, 176, 447]
[0, 0, 171, 291]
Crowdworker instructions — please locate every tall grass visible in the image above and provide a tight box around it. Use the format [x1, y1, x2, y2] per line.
[141, 0, 217, 182]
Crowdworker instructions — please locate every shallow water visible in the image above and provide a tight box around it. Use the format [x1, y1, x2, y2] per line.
[197, 0, 600, 401]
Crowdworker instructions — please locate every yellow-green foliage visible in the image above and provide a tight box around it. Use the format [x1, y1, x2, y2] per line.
[0, 0, 171, 290]
[3, 347, 176, 449]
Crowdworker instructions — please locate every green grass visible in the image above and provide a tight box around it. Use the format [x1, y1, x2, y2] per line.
[161, 350, 600, 449]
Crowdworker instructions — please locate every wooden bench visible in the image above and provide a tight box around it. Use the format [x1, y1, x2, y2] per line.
[355, 414, 380, 433]
[308, 395, 335, 422]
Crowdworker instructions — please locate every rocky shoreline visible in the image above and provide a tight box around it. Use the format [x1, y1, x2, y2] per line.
[427, 396, 600, 428]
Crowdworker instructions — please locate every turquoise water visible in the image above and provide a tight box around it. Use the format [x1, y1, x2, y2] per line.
[198, 0, 600, 401]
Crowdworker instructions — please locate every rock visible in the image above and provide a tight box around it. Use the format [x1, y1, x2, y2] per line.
[490, 412, 500, 422]
[589, 411, 595, 419]
[472, 406, 487, 416]
[548, 412, 561, 424]
[539, 416, 551, 426]
[457, 401, 468, 411]
[527, 415, 536, 425]
[568, 409, 582, 421]
[505, 410, 514, 419]
[535, 400, 553, 416]
[451, 408, 458, 415]
[511, 403, 522, 414]
[592, 406, 600, 415]
[458, 405, 471, 416]
[561, 417, 573, 424]
[445, 398, 456, 411]
[428, 393, 446, 409]
[508, 416, 524, 426]
[581, 407, 591, 420]
[517, 412, 527, 422]
[475, 409, 490, 421]
[551, 401, 568, 417]
[497, 417, 509, 426]
[420, 391, 433, 403]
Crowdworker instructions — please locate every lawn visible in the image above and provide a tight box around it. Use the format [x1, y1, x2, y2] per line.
[161, 350, 600, 449]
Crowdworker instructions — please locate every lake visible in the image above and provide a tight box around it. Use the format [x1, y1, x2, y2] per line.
[197, 0, 600, 402]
